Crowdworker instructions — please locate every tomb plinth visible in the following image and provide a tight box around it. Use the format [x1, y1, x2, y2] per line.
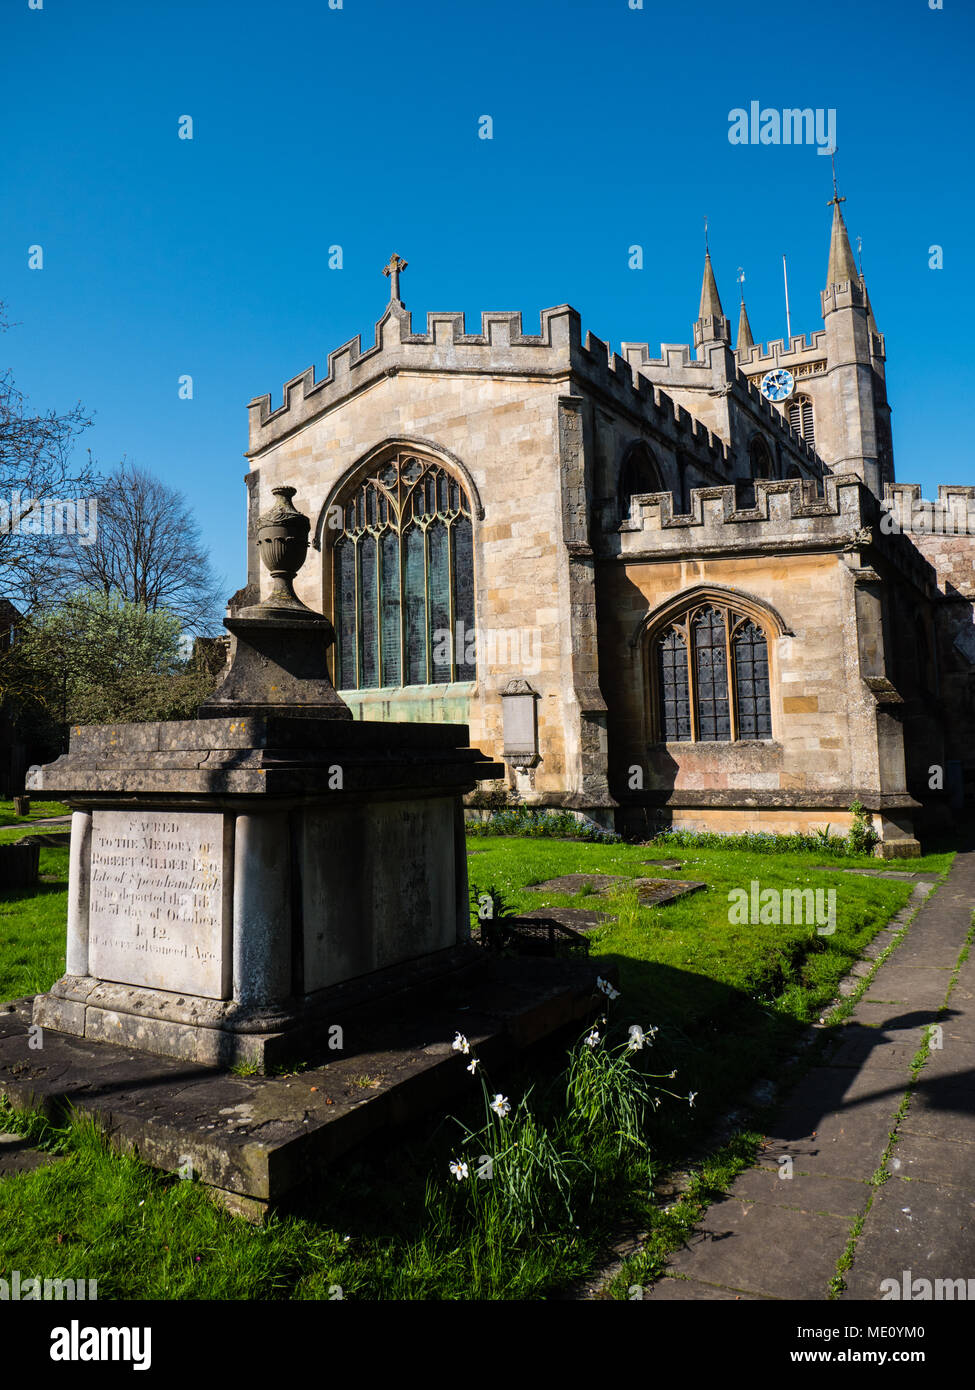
[29, 484, 504, 1069]
[29, 715, 501, 1068]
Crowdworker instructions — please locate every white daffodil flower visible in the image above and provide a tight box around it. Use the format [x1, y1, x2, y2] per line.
[585, 1030, 600, 1048]
[490, 1094, 511, 1118]
[596, 976, 620, 1001]
[452, 1032, 470, 1054]
[688, 1091, 698, 1108]
[467, 1058, 480, 1074]
[449, 1159, 469, 1181]
[627, 1025, 645, 1050]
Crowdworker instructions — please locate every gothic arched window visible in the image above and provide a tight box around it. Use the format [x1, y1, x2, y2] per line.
[331, 452, 476, 690]
[618, 442, 663, 523]
[749, 435, 774, 479]
[653, 602, 772, 743]
[788, 394, 815, 447]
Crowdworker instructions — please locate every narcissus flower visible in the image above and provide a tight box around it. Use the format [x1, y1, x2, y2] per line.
[585, 1030, 600, 1048]
[466, 1058, 480, 1074]
[688, 1091, 698, 1108]
[449, 1159, 469, 1181]
[490, 1094, 511, 1117]
[596, 976, 620, 1001]
[627, 1025, 646, 1050]
[452, 1032, 470, 1054]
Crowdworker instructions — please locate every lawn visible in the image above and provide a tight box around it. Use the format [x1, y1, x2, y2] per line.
[0, 832, 950, 1300]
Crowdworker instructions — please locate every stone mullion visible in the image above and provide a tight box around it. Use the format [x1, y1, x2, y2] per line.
[446, 516, 456, 682]
[724, 608, 738, 742]
[686, 618, 698, 743]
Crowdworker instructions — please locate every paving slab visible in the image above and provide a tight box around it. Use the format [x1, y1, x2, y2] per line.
[887, 1132, 975, 1191]
[823, 1027, 922, 1072]
[840, 1177, 975, 1300]
[760, 1066, 904, 1179]
[896, 1078, 975, 1145]
[642, 1275, 773, 1300]
[726, 1165, 871, 1220]
[665, 1194, 852, 1300]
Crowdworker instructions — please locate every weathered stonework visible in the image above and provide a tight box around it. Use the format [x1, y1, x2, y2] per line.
[236, 203, 971, 848]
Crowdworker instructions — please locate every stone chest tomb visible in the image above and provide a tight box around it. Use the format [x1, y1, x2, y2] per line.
[29, 485, 503, 1069]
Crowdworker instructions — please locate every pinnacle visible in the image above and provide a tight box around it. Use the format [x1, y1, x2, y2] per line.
[698, 251, 725, 321]
[826, 200, 860, 287]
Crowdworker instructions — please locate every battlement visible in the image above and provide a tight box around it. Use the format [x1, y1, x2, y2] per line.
[621, 341, 823, 472]
[736, 330, 827, 370]
[247, 301, 740, 470]
[884, 483, 975, 538]
[617, 477, 936, 595]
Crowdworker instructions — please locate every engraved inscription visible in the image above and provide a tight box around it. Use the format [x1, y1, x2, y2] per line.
[88, 811, 228, 998]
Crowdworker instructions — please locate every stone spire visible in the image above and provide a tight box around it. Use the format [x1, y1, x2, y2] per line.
[734, 267, 753, 352]
[693, 243, 730, 354]
[826, 198, 860, 287]
[698, 251, 724, 320]
[825, 154, 860, 288]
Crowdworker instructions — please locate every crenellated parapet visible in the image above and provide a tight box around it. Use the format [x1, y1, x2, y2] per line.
[883, 483, 975, 541]
[617, 476, 936, 594]
[247, 300, 745, 471]
[622, 340, 823, 471]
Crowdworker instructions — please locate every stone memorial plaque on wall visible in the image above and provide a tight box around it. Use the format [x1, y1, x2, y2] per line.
[88, 810, 231, 998]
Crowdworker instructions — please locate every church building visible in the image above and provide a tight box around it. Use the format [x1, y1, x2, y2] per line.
[239, 185, 975, 856]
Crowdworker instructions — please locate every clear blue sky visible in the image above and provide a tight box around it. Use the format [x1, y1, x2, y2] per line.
[2, 0, 971, 601]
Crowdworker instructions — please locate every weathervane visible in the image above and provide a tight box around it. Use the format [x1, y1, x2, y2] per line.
[828, 148, 845, 207]
[737, 266, 746, 306]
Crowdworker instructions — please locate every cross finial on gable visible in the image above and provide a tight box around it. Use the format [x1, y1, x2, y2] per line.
[383, 253, 408, 304]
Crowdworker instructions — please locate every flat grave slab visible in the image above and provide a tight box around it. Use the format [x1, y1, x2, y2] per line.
[524, 874, 705, 909]
[525, 874, 626, 894]
[0, 954, 603, 1217]
[517, 907, 615, 933]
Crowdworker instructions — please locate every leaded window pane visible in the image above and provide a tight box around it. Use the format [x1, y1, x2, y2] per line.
[335, 536, 357, 690]
[453, 515, 476, 681]
[734, 620, 771, 738]
[331, 453, 474, 690]
[379, 529, 401, 687]
[358, 533, 378, 688]
[693, 608, 730, 740]
[428, 519, 452, 683]
[658, 627, 691, 741]
[404, 524, 427, 686]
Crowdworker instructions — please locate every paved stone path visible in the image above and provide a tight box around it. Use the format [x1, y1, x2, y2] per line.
[643, 851, 975, 1301]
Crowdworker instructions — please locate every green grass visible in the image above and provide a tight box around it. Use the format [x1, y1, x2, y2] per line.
[0, 799, 70, 828]
[0, 845, 69, 1000]
[0, 833, 954, 1300]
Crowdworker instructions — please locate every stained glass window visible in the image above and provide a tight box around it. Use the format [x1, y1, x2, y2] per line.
[331, 452, 475, 689]
[652, 603, 772, 743]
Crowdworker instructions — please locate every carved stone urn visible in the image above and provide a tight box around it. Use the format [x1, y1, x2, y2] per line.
[255, 486, 313, 614]
[200, 484, 352, 719]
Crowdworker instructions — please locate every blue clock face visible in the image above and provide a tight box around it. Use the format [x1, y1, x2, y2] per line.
[760, 368, 795, 403]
